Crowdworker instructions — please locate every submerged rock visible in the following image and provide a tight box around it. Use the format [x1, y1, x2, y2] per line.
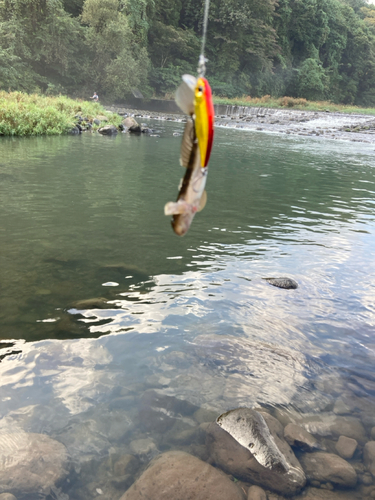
[119, 451, 245, 500]
[138, 390, 198, 434]
[0, 432, 69, 499]
[293, 486, 361, 500]
[207, 408, 306, 495]
[264, 277, 298, 289]
[296, 414, 366, 444]
[216, 408, 290, 473]
[284, 423, 319, 452]
[364, 441, 375, 477]
[72, 297, 109, 309]
[299, 452, 357, 487]
[335, 435, 357, 459]
[247, 485, 267, 500]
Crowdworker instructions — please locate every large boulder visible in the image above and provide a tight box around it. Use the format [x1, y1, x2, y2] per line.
[206, 408, 306, 495]
[0, 432, 69, 499]
[122, 117, 141, 133]
[119, 451, 245, 500]
[299, 452, 357, 487]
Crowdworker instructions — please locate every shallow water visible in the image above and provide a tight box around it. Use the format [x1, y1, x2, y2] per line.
[1, 123, 375, 498]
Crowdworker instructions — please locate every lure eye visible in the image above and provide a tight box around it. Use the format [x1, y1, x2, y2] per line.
[198, 86, 203, 92]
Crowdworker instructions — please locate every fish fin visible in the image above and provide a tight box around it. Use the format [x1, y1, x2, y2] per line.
[197, 190, 207, 212]
[175, 75, 196, 115]
[182, 74, 197, 91]
[164, 200, 194, 216]
[180, 118, 195, 168]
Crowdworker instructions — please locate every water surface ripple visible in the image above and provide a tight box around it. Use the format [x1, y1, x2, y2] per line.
[0, 124, 375, 498]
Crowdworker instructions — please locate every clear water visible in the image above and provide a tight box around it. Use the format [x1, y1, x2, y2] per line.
[1, 123, 375, 498]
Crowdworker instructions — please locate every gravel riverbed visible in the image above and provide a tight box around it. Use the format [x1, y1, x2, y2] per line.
[105, 105, 375, 143]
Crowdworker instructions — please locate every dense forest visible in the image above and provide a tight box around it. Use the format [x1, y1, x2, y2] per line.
[1, 0, 375, 105]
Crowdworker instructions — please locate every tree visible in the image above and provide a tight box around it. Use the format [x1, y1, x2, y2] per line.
[81, 0, 151, 99]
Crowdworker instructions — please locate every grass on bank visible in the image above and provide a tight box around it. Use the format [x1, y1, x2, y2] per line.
[0, 91, 122, 136]
[212, 94, 375, 115]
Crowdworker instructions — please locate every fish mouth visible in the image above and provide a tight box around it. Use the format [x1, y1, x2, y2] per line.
[171, 214, 192, 236]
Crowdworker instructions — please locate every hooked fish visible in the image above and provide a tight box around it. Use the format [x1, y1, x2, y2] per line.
[164, 74, 215, 236]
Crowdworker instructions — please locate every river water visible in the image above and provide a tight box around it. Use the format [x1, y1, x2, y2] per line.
[0, 122, 375, 499]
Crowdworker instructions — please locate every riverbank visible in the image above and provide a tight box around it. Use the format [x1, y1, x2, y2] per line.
[0, 92, 122, 136]
[105, 104, 375, 143]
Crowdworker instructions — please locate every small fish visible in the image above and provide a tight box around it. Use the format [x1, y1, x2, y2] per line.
[164, 74, 214, 236]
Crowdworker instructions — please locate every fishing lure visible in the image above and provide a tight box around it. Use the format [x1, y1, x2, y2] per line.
[164, 75, 215, 236]
[164, 1, 215, 236]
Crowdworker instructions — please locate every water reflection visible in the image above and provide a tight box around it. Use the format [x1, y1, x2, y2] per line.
[1, 126, 375, 498]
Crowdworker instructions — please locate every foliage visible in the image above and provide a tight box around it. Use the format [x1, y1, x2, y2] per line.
[1, 0, 375, 106]
[0, 91, 121, 135]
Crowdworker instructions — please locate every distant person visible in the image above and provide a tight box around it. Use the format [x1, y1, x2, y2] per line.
[90, 92, 99, 102]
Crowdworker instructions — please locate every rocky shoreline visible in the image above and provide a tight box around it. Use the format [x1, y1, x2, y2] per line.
[1, 399, 375, 500]
[104, 105, 375, 143]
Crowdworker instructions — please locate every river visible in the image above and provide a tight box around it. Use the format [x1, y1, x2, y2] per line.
[0, 121, 375, 499]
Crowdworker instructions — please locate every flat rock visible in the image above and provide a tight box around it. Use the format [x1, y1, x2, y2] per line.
[119, 451, 245, 500]
[0, 432, 69, 499]
[364, 441, 375, 476]
[0, 494, 18, 500]
[206, 409, 305, 495]
[299, 452, 357, 487]
[264, 277, 298, 289]
[284, 423, 319, 451]
[98, 124, 118, 135]
[72, 297, 109, 309]
[138, 390, 198, 434]
[335, 435, 357, 459]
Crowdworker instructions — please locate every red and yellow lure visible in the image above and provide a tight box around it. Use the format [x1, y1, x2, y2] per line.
[164, 0, 214, 235]
[164, 75, 215, 236]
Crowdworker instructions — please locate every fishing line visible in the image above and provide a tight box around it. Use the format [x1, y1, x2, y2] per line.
[198, 0, 210, 77]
